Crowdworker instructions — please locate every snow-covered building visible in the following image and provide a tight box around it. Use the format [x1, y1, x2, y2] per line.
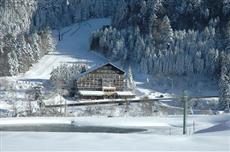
[76, 62, 135, 99]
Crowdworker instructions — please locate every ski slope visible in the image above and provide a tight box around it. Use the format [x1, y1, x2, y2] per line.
[17, 18, 110, 80]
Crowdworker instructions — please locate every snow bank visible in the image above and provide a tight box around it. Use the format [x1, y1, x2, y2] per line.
[196, 120, 230, 134]
[1, 130, 229, 151]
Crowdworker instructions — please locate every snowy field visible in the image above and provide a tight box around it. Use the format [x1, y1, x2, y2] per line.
[0, 114, 229, 151]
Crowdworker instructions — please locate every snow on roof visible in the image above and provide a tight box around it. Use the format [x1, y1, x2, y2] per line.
[79, 90, 105, 96]
[116, 91, 135, 96]
[79, 90, 135, 97]
[76, 62, 125, 80]
[0, 102, 12, 110]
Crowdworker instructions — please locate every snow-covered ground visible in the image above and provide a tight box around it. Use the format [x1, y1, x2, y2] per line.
[1, 131, 229, 151]
[0, 114, 229, 151]
[0, 16, 227, 152]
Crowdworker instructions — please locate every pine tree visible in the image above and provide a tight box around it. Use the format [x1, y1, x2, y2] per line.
[219, 52, 230, 111]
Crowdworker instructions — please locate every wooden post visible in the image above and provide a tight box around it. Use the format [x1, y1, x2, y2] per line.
[169, 127, 172, 135]
[193, 121, 195, 133]
[58, 28, 62, 41]
[125, 97, 129, 114]
[64, 98, 67, 117]
[59, 89, 63, 115]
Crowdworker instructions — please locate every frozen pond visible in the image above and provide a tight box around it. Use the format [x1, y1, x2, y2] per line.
[0, 124, 146, 133]
[0, 124, 186, 135]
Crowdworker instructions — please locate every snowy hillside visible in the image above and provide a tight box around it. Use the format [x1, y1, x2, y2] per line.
[0, 0, 122, 76]
[89, 0, 230, 110]
[18, 18, 110, 80]
[0, 18, 222, 117]
[1, 0, 229, 112]
[0, 19, 111, 117]
[0, 1, 229, 151]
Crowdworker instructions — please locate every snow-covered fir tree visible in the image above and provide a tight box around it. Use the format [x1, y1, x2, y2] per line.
[219, 52, 230, 111]
[126, 66, 136, 91]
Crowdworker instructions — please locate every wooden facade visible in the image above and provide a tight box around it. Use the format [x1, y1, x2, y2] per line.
[76, 63, 125, 91]
[76, 63, 135, 99]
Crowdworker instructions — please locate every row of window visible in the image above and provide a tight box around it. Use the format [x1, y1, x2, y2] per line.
[85, 74, 122, 79]
[78, 81, 123, 86]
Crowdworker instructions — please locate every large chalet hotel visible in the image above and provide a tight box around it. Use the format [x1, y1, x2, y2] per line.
[75, 62, 135, 99]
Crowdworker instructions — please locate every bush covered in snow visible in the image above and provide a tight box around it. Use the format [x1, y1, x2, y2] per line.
[50, 63, 89, 95]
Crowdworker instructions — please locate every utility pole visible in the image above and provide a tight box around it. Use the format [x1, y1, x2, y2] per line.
[182, 91, 188, 135]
